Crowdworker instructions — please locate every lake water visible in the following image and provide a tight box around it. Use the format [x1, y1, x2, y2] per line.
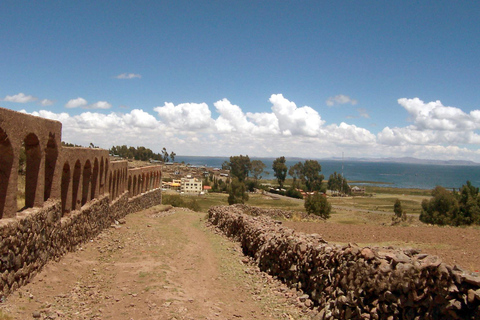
[174, 156, 480, 190]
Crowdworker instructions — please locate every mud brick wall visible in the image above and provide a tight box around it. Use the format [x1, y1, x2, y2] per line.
[208, 205, 480, 319]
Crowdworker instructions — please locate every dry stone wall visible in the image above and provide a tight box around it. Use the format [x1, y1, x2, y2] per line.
[0, 107, 163, 298]
[208, 205, 480, 319]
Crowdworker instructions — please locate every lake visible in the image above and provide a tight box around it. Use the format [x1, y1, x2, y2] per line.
[174, 156, 480, 190]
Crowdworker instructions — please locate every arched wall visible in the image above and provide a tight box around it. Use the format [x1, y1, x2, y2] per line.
[0, 106, 161, 219]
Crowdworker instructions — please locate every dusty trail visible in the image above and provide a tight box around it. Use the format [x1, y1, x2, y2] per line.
[0, 206, 312, 320]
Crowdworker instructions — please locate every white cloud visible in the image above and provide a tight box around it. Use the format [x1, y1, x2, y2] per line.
[3, 92, 37, 103]
[87, 101, 112, 109]
[214, 98, 255, 133]
[115, 73, 141, 79]
[377, 98, 480, 147]
[65, 98, 112, 109]
[123, 109, 158, 129]
[398, 97, 479, 131]
[17, 94, 480, 162]
[40, 99, 54, 106]
[270, 94, 324, 136]
[326, 94, 358, 107]
[154, 102, 214, 130]
[65, 97, 88, 108]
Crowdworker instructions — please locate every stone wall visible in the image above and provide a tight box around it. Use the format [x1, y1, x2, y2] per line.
[208, 205, 480, 319]
[0, 107, 164, 298]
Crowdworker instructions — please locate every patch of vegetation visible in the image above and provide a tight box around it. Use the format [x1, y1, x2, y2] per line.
[304, 193, 331, 219]
[162, 194, 201, 212]
[420, 181, 480, 226]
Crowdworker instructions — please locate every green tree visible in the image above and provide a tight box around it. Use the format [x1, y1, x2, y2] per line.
[327, 172, 350, 194]
[393, 199, 407, 223]
[302, 160, 324, 192]
[251, 160, 266, 182]
[228, 178, 249, 205]
[304, 193, 331, 219]
[288, 162, 304, 188]
[162, 147, 169, 162]
[420, 186, 459, 225]
[228, 155, 251, 182]
[170, 151, 176, 162]
[272, 156, 288, 188]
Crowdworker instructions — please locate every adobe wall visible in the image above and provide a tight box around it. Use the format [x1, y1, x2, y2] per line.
[0, 107, 163, 298]
[208, 205, 480, 319]
[0, 108, 62, 218]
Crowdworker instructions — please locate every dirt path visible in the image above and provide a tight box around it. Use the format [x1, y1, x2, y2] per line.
[0, 206, 314, 320]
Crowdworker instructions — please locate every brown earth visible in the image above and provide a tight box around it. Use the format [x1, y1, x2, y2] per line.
[0, 206, 315, 320]
[283, 220, 480, 273]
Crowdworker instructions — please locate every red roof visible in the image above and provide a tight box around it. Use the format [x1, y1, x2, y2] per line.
[203, 186, 212, 190]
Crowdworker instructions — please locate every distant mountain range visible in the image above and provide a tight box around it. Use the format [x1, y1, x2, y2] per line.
[323, 156, 478, 166]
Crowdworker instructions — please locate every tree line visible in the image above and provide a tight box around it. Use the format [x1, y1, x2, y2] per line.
[110, 145, 176, 162]
[420, 181, 480, 226]
[220, 155, 350, 219]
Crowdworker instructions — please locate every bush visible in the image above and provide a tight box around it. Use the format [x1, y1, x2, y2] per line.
[285, 188, 303, 199]
[304, 193, 331, 219]
[162, 194, 201, 212]
[420, 182, 480, 226]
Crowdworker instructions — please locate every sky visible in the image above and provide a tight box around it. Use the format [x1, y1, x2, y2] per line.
[1, 1, 480, 161]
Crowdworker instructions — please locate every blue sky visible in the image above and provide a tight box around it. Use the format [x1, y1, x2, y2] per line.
[2, 1, 480, 161]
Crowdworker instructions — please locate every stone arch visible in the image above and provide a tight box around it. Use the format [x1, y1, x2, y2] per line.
[91, 158, 99, 200]
[128, 175, 132, 194]
[72, 160, 81, 210]
[116, 169, 121, 197]
[112, 170, 117, 200]
[145, 173, 150, 192]
[99, 157, 104, 195]
[141, 173, 146, 193]
[0, 127, 14, 218]
[105, 159, 109, 189]
[61, 162, 71, 214]
[24, 133, 42, 209]
[108, 172, 113, 200]
[44, 133, 58, 201]
[133, 175, 137, 196]
[81, 160, 92, 206]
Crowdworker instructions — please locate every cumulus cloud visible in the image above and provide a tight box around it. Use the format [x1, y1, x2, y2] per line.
[154, 102, 214, 130]
[65, 97, 88, 108]
[40, 99, 54, 106]
[398, 97, 479, 131]
[377, 98, 480, 148]
[115, 73, 142, 79]
[18, 94, 480, 161]
[214, 98, 255, 133]
[3, 92, 37, 103]
[270, 94, 324, 136]
[65, 98, 112, 109]
[87, 101, 112, 110]
[326, 94, 358, 107]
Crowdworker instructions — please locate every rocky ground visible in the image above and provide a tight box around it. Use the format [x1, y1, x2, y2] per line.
[1, 204, 479, 319]
[0, 206, 317, 320]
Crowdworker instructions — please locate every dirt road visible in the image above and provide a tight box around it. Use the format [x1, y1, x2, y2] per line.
[0, 206, 312, 320]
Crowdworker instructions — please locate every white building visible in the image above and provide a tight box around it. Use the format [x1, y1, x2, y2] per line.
[181, 175, 203, 194]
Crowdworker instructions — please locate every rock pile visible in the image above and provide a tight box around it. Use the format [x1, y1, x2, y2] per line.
[208, 205, 480, 319]
[232, 204, 318, 220]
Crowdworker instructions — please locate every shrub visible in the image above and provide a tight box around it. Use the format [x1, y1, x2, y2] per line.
[162, 194, 201, 212]
[304, 192, 331, 219]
